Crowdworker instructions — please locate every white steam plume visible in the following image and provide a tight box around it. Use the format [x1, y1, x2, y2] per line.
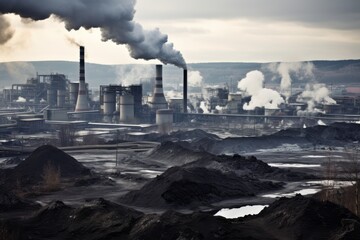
[237, 70, 263, 95]
[0, 0, 186, 68]
[297, 84, 336, 112]
[266, 62, 314, 98]
[116, 65, 153, 86]
[188, 71, 204, 88]
[238, 70, 284, 110]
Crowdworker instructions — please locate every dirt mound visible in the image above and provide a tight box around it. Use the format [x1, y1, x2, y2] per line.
[247, 194, 360, 239]
[147, 141, 212, 166]
[120, 166, 283, 208]
[0, 187, 40, 212]
[1, 145, 90, 186]
[185, 154, 314, 181]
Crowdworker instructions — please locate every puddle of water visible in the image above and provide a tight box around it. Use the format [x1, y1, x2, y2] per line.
[215, 205, 268, 219]
[269, 163, 321, 168]
[301, 155, 327, 158]
[262, 189, 320, 198]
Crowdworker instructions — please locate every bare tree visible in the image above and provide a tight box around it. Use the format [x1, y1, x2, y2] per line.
[343, 146, 360, 216]
[58, 125, 76, 147]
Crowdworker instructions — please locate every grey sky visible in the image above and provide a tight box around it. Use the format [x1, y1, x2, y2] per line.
[0, 0, 359, 64]
[137, 0, 360, 29]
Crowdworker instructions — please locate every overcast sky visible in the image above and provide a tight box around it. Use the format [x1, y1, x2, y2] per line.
[1, 0, 359, 64]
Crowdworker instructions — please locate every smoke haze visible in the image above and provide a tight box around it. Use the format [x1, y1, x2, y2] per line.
[0, 15, 14, 45]
[0, 0, 186, 68]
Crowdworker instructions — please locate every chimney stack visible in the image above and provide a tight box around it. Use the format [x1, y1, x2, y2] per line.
[150, 65, 168, 110]
[75, 46, 90, 112]
[183, 69, 188, 113]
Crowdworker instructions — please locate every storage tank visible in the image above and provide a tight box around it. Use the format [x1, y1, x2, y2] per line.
[47, 89, 57, 107]
[120, 95, 135, 123]
[103, 91, 116, 115]
[69, 82, 79, 107]
[57, 90, 66, 108]
[156, 109, 173, 134]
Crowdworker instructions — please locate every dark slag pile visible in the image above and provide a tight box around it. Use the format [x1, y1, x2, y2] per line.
[1, 195, 359, 240]
[0, 145, 90, 187]
[120, 166, 283, 208]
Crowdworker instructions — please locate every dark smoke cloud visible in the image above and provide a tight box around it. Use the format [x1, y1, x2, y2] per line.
[0, 15, 14, 45]
[0, 0, 186, 68]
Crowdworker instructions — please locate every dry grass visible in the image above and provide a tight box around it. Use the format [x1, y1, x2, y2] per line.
[42, 161, 61, 191]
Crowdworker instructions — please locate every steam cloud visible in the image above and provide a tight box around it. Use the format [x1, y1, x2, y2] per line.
[188, 71, 204, 88]
[0, 15, 14, 45]
[266, 62, 314, 98]
[297, 83, 336, 112]
[0, 0, 186, 68]
[238, 70, 285, 110]
[115, 64, 153, 86]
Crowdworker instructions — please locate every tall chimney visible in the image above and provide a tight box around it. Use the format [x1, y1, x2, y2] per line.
[183, 69, 188, 113]
[150, 65, 168, 110]
[75, 46, 90, 112]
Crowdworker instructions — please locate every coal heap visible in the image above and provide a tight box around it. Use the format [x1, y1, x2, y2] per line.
[247, 194, 360, 239]
[121, 166, 282, 208]
[185, 154, 313, 181]
[0, 187, 40, 212]
[2, 196, 359, 240]
[147, 141, 212, 166]
[275, 122, 360, 143]
[1, 145, 90, 186]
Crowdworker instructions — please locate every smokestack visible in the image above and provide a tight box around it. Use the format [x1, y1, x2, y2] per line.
[75, 46, 90, 112]
[150, 65, 168, 110]
[183, 69, 188, 113]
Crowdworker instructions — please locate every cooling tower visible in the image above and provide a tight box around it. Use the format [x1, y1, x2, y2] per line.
[183, 69, 188, 113]
[75, 46, 90, 112]
[149, 65, 168, 110]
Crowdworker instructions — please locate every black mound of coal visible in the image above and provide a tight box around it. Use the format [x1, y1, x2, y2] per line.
[1, 198, 144, 240]
[275, 122, 360, 143]
[185, 154, 313, 181]
[247, 194, 360, 239]
[0, 187, 40, 212]
[2, 196, 359, 240]
[121, 166, 282, 208]
[147, 141, 212, 166]
[1, 145, 90, 186]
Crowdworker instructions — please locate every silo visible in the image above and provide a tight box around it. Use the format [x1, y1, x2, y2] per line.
[69, 82, 79, 107]
[57, 90, 66, 108]
[104, 91, 116, 115]
[120, 95, 135, 123]
[47, 89, 57, 107]
[156, 109, 173, 134]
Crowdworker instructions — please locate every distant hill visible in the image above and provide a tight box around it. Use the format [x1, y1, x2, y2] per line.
[0, 60, 359, 89]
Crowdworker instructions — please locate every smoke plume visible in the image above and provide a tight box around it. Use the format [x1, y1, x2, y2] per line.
[238, 70, 284, 110]
[0, 0, 186, 68]
[297, 83, 336, 112]
[266, 62, 314, 98]
[0, 15, 14, 45]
